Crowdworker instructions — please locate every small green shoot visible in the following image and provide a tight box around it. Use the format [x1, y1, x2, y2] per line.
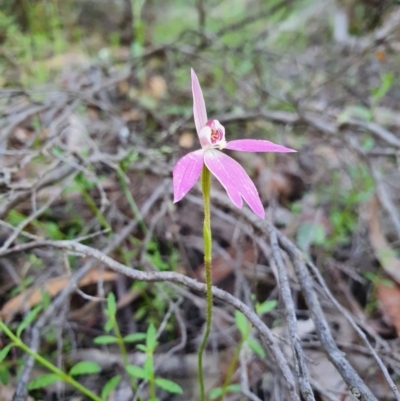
[101, 375, 122, 400]
[371, 72, 395, 106]
[126, 323, 183, 399]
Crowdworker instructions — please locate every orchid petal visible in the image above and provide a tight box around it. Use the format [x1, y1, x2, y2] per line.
[225, 139, 296, 153]
[204, 149, 265, 218]
[173, 149, 204, 203]
[191, 69, 208, 136]
[203, 149, 243, 209]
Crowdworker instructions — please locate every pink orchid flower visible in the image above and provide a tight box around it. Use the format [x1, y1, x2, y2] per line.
[173, 69, 296, 218]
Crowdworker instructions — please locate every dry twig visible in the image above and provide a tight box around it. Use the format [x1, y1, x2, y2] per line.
[267, 207, 315, 401]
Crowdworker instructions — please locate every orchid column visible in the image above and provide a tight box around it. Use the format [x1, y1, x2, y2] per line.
[173, 69, 296, 400]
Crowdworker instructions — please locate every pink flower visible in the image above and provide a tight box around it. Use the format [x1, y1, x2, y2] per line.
[173, 69, 296, 218]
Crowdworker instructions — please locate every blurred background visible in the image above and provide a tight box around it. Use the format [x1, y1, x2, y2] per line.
[1, 0, 400, 400]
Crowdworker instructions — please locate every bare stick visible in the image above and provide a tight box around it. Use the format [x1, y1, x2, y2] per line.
[239, 345, 263, 401]
[267, 208, 315, 401]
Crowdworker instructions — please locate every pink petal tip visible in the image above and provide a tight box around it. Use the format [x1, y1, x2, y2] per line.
[191, 69, 208, 137]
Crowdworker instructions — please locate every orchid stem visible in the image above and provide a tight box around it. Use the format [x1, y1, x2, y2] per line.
[198, 165, 213, 401]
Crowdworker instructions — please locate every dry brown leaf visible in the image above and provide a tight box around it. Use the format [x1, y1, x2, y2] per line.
[376, 282, 400, 336]
[368, 195, 400, 284]
[0, 270, 116, 321]
[121, 108, 144, 122]
[259, 169, 305, 204]
[195, 245, 256, 284]
[179, 132, 195, 148]
[42, 53, 89, 70]
[64, 114, 90, 153]
[147, 75, 167, 100]
[13, 127, 34, 143]
[118, 79, 130, 95]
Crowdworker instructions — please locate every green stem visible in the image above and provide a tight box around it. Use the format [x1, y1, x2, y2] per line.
[219, 337, 245, 400]
[198, 165, 213, 401]
[113, 318, 129, 367]
[0, 320, 102, 401]
[116, 166, 147, 235]
[79, 184, 111, 231]
[148, 353, 156, 400]
[112, 315, 141, 399]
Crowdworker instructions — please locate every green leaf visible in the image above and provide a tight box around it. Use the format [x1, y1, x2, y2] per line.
[297, 222, 313, 252]
[312, 225, 326, 245]
[362, 136, 375, 152]
[235, 311, 249, 337]
[226, 383, 241, 393]
[154, 378, 183, 394]
[247, 338, 266, 358]
[17, 305, 42, 337]
[143, 358, 153, 378]
[256, 300, 278, 316]
[94, 335, 118, 345]
[41, 290, 52, 309]
[0, 344, 12, 362]
[69, 361, 101, 376]
[42, 221, 63, 239]
[134, 306, 146, 321]
[28, 374, 60, 390]
[104, 319, 114, 333]
[101, 375, 121, 400]
[126, 365, 147, 380]
[0, 364, 10, 385]
[337, 105, 373, 124]
[106, 292, 117, 317]
[209, 387, 223, 400]
[372, 72, 394, 102]
[296, 222, 326, 252]
[146, 323, 157, 351]
[7, 210, 26, 226]
[136, 344, 147, 352]
[209, 383, 241, 399]
[123, 332, 146, 343]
